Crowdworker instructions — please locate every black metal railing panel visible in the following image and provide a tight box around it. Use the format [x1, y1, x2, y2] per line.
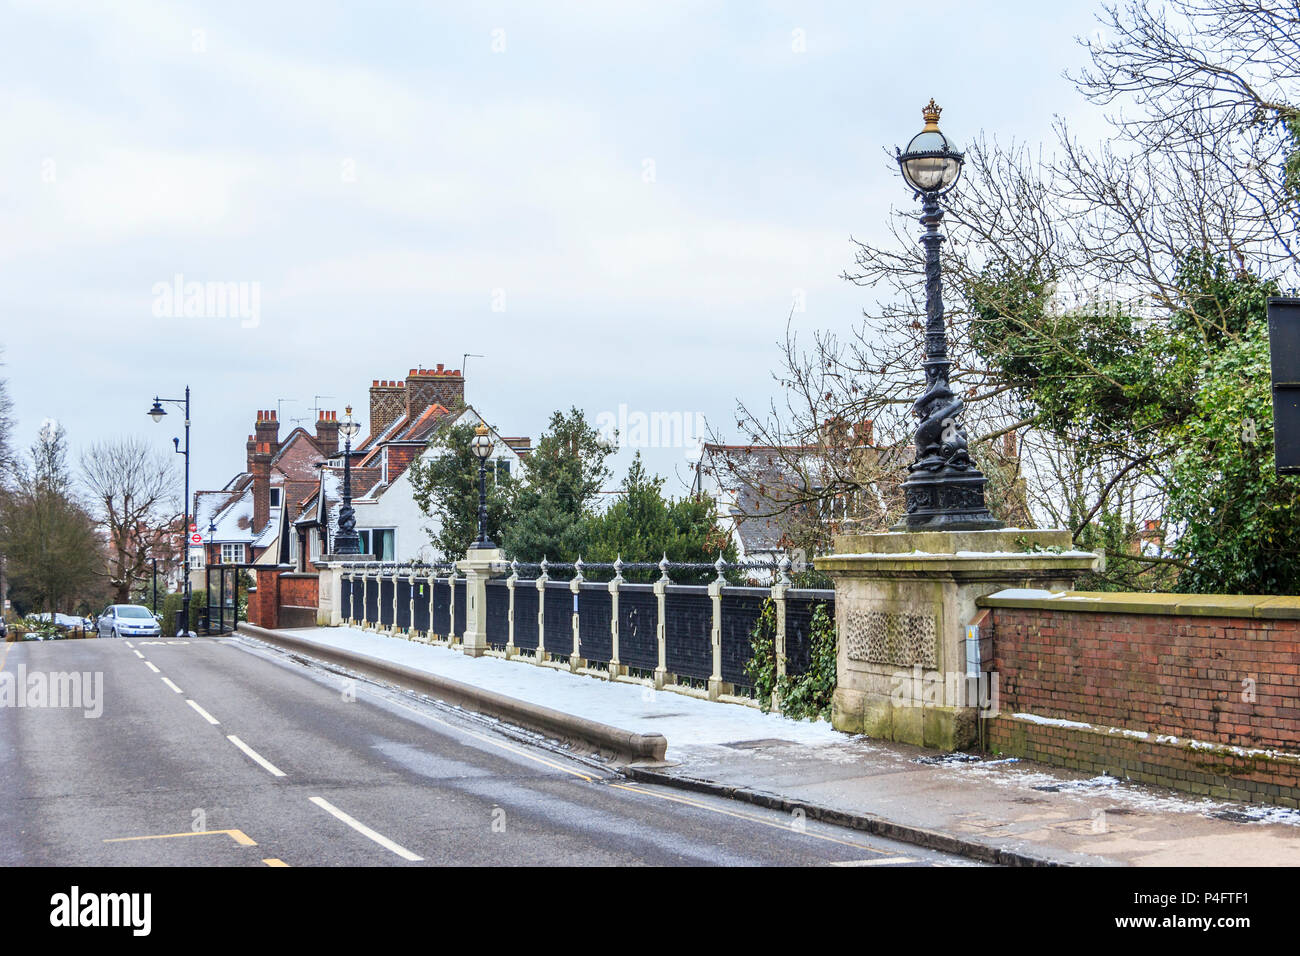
[377, 577, 394, 627]
[412, 579, 430, 631]
[720, 588, 768, 689]
[543, 583, 572, 657]
[784, 589, 834, 677]
[512, 583, 539, 650]
[395, 579, 412, 629]
[485, 579, 510, 648]
[617, 585, 658, 671]
[431, 576, 452, 636]
[363, 575, 379, 625]
[576, 584, 613, 665]
[664, 586, 713, 682]
[453, 577, 466, 637]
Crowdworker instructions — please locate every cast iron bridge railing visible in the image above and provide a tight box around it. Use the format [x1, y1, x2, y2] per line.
[336, 556, 832, 706]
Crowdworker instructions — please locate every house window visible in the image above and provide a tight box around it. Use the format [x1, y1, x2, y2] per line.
[270, 488, 282, 508]
[220, 543, 246, 564]
[188, 550, 204, 570]
[358, 529, 395, 561]
[494, 459, 511, 484]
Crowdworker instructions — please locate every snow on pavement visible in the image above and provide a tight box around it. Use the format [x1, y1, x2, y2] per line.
[288, 627, 847, 758]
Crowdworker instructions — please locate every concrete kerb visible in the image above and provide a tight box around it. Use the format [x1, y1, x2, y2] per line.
[235, 623, 667, 765]
[620, 766, 1068, 867]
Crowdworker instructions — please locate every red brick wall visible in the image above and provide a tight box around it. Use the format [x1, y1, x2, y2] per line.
[278, 573, 318, 609]
[248, 569, 318, 629]
[988, 607, 1300, 751]
[249, 568, 282, 628]
[983, 603, 1300, 806]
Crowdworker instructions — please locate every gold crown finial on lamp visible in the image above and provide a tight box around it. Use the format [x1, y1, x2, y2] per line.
[922, 99, 942, 130]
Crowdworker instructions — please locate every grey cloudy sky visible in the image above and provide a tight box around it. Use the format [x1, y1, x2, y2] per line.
[1, 0, 1109, 495]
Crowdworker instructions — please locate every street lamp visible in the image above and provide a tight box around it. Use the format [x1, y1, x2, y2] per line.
[147, 386, 196, 633]
[891, 101, 999, 532]
[334, 406, 363, 556]
[469, 423, 496, 550]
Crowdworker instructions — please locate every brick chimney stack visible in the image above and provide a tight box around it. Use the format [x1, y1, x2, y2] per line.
[315, 410, 340, 456]
[405, 364, 465, 421]
[369, 379, 406, 442]
[854, 419, 874, 446]
[250, 409, 279, 533]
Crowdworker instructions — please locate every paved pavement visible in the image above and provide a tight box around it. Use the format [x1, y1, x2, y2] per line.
[240, 626, 1300, 867]
[0, 636, 970, 867]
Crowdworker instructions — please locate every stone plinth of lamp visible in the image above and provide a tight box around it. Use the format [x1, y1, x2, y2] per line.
[814, 528, 1102, 750]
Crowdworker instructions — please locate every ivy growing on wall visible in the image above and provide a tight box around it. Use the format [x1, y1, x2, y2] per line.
[745, 598, 837, 721]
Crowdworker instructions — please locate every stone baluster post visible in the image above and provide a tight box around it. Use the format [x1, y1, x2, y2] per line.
[653, 555, 670, 690]
[608, 557, 623, 680]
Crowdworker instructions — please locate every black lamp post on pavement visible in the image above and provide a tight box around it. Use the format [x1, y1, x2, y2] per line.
[891, 101, 1000, 532]
[148, 387, 197, 634]
[469, 424, 496, 550]
[334, 406, 362, 556]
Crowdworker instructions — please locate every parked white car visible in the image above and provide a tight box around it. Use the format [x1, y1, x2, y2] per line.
[97, 605, 163, 638]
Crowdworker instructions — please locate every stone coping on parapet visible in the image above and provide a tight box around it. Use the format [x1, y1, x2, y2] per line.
[814, 551, 1103, 577]
[830, 527, 1074, 556]
[977, 588, 1300, 621]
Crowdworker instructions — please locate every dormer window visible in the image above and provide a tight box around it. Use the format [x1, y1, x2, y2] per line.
[269, 488, 282, 508]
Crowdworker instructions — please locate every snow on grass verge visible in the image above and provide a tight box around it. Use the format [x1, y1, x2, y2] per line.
[289, 626, 845, 757]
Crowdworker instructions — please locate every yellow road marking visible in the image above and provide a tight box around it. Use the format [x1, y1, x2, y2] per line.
[262, 858, 289, 867]
[104, 828, 257, 847]
[609, 783, 890, 853]
[380, 694, 595, 782]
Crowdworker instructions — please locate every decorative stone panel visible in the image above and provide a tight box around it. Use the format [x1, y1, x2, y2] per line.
[843, 607, 937, 668]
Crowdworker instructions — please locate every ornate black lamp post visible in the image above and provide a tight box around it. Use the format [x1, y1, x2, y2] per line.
[334, 406, 362, 555]
[148, 387, 195, 634]
[892, 101, 999, 532]
[469, 424, 496, 550]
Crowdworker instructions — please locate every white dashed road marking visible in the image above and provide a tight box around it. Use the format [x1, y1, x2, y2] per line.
[227, 735, 287, 777]
[309, 797, 422, 861]
[186, 700, 220, 725]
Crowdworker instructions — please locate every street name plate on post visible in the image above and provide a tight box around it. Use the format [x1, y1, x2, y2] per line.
[1268, 297, 1300, 475]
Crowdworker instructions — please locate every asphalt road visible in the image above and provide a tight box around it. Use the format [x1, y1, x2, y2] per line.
[0, 634, 975, 867]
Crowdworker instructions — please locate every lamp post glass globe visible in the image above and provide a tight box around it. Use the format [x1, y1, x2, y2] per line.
[470, 424, 495, 549]
[340, 405, 360, 441]
[898, 99, 963, 193]
[148, 399, 166, 423]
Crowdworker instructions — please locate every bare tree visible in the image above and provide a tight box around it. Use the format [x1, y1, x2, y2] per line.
[81, 437, 180, 603]
[0, 347, 14, 484]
